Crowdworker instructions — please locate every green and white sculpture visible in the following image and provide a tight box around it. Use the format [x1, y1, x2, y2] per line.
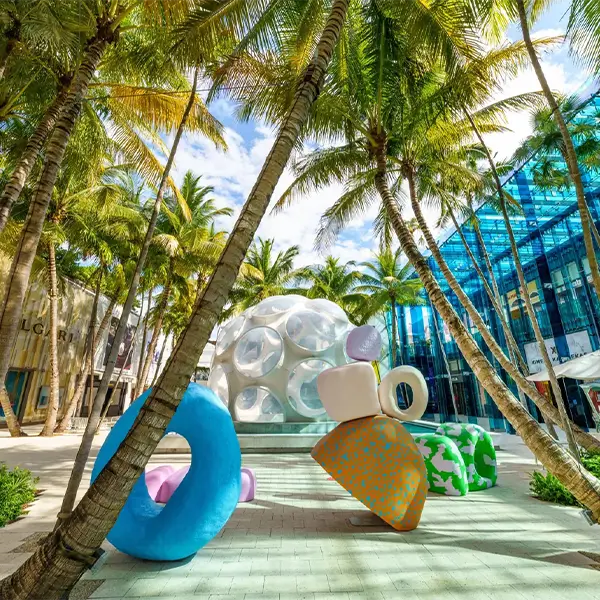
[414, 434, 468, 496]
[436, 423, 497, 491]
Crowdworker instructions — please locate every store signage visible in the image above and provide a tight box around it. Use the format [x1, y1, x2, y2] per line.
[524, 330, 593, 374]
[19, 317, 76, 343]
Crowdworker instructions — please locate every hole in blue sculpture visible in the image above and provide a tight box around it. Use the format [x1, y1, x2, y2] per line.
[145, 435, 191, 506]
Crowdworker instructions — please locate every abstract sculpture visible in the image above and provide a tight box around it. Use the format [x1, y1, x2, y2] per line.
[92, 383, 241, 561]
[147, 465, 256, 504]
[311, 327, 429, 531]
[208, 296, 353, 422]
[414, 434, 468, 496]
[436, 423, 497, 491]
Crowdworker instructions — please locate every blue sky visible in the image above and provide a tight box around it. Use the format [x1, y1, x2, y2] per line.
[171, 0, 596, 269]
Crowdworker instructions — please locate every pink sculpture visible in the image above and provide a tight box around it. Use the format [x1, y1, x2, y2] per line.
[155, 465, 189, 503]
[240, 467, 256, 502]
[146, 465, 256, 504]
[145, 465, 175, 500]
[346, 325, 382, 362]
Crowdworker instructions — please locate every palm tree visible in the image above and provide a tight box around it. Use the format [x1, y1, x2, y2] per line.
[275, 11, 600, 509]
[356, 248, 424, 365]
[0, 1, 503, 595]
[296, 256, 366, 323]
[513, 96, 600, 190]
[0, 3, 124, 437]
[0, 0, 214, 436]
[225, 238, 301, 316]
[52, 168, 145, 434]
[57, 68, 224, 520]
[505, 0, 600, 305]
[136, 177, 230, 393]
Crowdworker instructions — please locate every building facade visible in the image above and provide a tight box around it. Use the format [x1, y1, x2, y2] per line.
[391, 89, 600, 431]
[0, 268, 142, 427]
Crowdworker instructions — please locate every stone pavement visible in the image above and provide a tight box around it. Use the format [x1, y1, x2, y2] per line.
[1, 431, 600, 599]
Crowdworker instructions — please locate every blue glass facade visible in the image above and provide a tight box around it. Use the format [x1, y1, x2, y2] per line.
[392, 90, 600, 431]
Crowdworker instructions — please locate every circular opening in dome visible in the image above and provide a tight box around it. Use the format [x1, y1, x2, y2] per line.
[207, 364, 229, 406]
[233, 326, 284, 378]
[287, 359, 331, 417]
[285, 310, 336, 352]
[252, 295, 304, 317]
[234, 387, 285, 422]
[216, 316, 246, 355]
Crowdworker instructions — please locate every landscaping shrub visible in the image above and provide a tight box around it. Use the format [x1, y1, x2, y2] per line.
[530, 451, 600, 507]
[0, 464, 38, 527]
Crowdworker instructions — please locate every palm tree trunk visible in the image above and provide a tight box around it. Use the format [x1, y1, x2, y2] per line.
[39, 242, 60, 436]
[0, 75, 72, 233]
[469, 209, 530, 376]
[516, 0, 600, 305]
[0, 26, 116, 438]
[133, 289, 151, 400]
[56, 65, 202, 524]
[96, 332, 137, 433]
[150, 333, 168, 388]
[390, 298, 398, 367]
[138, 280, 172, 395]
[373, 146, 600, 519]
[55, 291, 115, 434]
[430, 301, 460, 420]
[465, 111, 580, 459]
[453, 206, 560, 438]
[0, 4, 349, 595]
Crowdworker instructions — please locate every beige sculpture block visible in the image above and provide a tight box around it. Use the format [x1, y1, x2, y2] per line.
[317, 362, 381, 423]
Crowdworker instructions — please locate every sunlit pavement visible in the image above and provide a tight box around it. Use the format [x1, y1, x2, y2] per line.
[1, 432, 600, 599]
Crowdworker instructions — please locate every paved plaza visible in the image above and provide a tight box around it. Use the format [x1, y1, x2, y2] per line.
[1, 432, 600, 599]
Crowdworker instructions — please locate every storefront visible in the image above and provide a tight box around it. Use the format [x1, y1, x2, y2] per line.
[0, 270, 141, 427]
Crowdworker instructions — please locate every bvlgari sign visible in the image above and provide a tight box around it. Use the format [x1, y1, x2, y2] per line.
[20, 317, 77, 343]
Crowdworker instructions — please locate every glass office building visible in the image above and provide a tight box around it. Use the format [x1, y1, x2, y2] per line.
[390, 88, 600, 431]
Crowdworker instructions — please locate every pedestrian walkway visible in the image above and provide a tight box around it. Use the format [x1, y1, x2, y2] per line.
[1, 432, 600, 599]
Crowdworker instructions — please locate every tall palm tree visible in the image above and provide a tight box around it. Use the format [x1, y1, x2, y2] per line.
[136, 177, 230, 393]
[58, 65, 225, 520]
[356, 248, 424, 364]
[0, 0, 211, 436]
[0, 2, 501, 595]
[225, 238, 301, 316]
[296, 256, 366, 323]
[506, 0, 600, 304]
[0, 2, 124, 436]
[275, 11, 600, 508]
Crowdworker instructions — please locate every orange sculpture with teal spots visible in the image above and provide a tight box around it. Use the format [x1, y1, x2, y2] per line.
[312, 328, 429, 531]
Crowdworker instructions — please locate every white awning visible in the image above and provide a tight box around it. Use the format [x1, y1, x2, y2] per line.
[526, 350, 600, 382]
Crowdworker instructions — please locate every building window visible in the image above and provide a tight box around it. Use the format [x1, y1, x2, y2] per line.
[36, 386, 64, 410]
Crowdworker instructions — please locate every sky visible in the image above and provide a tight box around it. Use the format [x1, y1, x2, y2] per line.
[169, 0, 597, 271]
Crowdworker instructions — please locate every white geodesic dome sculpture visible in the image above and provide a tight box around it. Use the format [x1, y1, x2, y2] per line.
[207, 295, 353, 422]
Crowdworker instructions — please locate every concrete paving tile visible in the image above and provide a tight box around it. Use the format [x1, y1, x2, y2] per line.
[123, 577, 168, 597]
[249, 559, 281, 575]
[263, 574, 296, 593]
[295, 574, 330, 593]
[228, 575, 265, 594]
[90, 579, 136, 598]
[194, 576, 234, 594]
[357, 572, 397, 591]
[326, 574, 363, 592]
[217, 561, 252, 576]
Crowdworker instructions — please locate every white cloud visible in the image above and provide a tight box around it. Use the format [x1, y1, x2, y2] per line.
[170, 37, 593, 269]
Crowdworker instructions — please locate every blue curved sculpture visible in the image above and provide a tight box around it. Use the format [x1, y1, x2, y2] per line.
[92, 383, 241, 561]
